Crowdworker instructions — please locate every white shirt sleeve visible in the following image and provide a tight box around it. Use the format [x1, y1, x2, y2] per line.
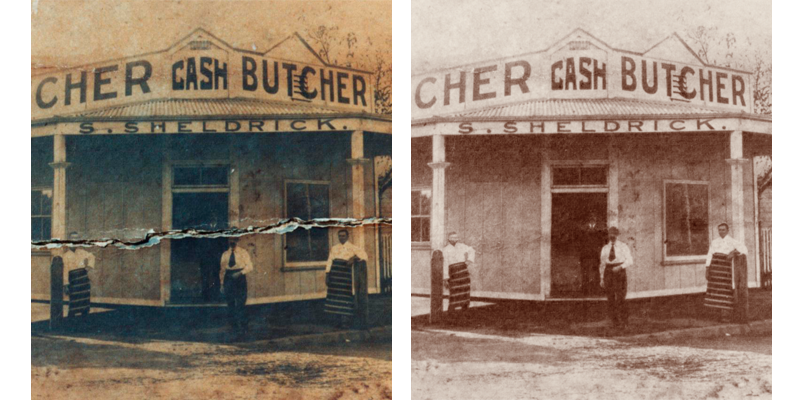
[238, 249, 253, 275]
[621, 243, 633, 269]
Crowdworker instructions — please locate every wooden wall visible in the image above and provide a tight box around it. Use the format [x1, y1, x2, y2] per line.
[32, 131, 390, 304]
[410, 131, 762, 298]
[65, 135, 163, 302]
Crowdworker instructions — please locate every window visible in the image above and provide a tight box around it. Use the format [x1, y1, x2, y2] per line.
[411, 189, 431, 242]
[173, 165, 229, 187]
[32, 189, 53, 241]
[664, 181, 709, 259]
[285, 181, 330, 265]
[553, 166, 608, 186]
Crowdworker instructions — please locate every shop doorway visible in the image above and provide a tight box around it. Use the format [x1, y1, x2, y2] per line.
[550, 192, 607, 298]
[170, 192, 229, 304]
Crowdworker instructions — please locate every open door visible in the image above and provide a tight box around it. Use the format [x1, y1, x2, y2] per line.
[550, 192, 607, 298]
[170, 192, 229, 304]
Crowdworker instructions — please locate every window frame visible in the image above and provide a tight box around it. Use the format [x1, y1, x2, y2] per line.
[662, 179, 711, 263]
[411, 187, 432, 246]
[551, 163, 609, 192]
[283, 179, 332, 269]
[171, 162, 231, 193]
[31, 187, 53, 242]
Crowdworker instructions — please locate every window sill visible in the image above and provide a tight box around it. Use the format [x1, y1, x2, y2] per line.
[661, 258, 706, 266]
[411, 242, 431, 251]
[31, 250, 51, 257]
[282, 265, 326, 272]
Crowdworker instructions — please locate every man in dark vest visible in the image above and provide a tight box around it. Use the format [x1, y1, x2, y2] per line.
[219, 237, 253, 333]
[579, 213, 606, 296]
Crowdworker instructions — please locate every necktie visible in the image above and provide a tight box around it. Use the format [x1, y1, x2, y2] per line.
[609, 243, 616, 262]
[229, 251, 236, 268]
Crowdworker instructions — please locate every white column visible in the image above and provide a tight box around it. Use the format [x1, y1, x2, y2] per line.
[348, 131, 368, 250]
[49, 134, 68, 241]
[726, 130, 747, 240]
[540, 137, 551, 298]
[428, 134, 450, 251]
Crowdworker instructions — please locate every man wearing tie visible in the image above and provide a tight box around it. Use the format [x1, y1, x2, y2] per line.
[599, 227, 633, 331]
[219, 237, 253, 333]
[442, 232, 476, 313]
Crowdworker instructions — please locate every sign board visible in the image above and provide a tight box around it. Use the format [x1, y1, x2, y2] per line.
[32, 30, 375, 120]
[411, 31, 752, 118]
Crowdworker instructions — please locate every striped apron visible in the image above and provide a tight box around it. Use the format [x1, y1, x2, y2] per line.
[704, 253, 734, 311]
[448, 262, 471, 311]
[324, 259, 356, 317]
[68, 268, 91, 317]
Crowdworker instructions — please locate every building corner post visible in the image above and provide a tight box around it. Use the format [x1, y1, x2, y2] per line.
[726, 130, 748, 242]
[428, 134, 450, 251]
[50, 134, 69, 243]
[348, 130, 369, 253]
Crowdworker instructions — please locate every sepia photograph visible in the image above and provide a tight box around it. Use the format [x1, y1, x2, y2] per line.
[31, 0, 392, 398]
[410, 0, 771, 398]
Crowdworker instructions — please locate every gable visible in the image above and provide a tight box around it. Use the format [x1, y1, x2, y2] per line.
[643, 35, 704, 66]
[264, 34, 327, 66]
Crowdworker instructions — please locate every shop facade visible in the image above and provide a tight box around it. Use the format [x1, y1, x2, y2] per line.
[410, 29, 770, 300]
[32, 29, 392, 306]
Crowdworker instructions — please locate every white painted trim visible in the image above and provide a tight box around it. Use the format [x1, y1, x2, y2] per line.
[626, 286, 706, 299]
[540, 138, 551, 297]
[551, 187, 608, 194]
[751, 158, 761, 287]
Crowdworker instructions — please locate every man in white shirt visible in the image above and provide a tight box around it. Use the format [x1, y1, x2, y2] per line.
[599, 227, 634, 330]
[62, 231, 96, 318]
[325, 229, 369, 275]
[219, 237, 253, 332]
[442, 232, 476, 312]
[324, 230, 368, 326]
[705, 223, 748, 280]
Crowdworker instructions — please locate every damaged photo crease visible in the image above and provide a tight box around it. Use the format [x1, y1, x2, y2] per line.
[31, 0, 392, 398]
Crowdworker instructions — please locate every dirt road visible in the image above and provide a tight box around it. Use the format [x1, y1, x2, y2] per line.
[32, 334, 391, 399]
[412, 329, 771, 400]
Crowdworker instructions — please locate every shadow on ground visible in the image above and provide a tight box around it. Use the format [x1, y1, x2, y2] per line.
[411, 289, 771, 338]
[32, 294, 391, 347]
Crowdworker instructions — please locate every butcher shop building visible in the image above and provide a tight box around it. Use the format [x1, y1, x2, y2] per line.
[31, 29, 392, 306]
[410, 29, 770, 300]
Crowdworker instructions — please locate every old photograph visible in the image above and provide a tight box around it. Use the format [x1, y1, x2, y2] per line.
[410, 0, 771, 398]
[31, 0, 391, 398]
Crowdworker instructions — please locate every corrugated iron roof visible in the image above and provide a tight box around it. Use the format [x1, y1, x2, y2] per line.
[447, 98, 749, 120]
[71, 98, 364, 119]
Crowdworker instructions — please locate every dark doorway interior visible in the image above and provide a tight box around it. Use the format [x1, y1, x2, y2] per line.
[171, 192, 229, 304]
[551, 192, 607, 298]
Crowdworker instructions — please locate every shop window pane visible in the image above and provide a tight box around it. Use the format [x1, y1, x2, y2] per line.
[411, 190, 421, 215]
[581, 167, 607, 185]
[42, 218, 51, 240]
[285, 182, 330, 263]
[286, 183, 309, 219]
[419, 189, 432, 215]
[411, 217, 430, 242]
[201, 166, 229, 186]
[553, 167, 580, 186]
[41, 190, 53, 215]
[665, 182, 709, 257]
[32, 191, 41, 216]
[31, 218, 42, 241]
[308, 184, 330, 218]
[174, 167, 202, 186]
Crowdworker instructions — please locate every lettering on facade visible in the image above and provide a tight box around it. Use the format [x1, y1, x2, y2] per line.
[73, 118, 341, 135]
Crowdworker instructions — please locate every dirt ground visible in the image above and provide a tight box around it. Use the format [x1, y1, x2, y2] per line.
[412, 329, 771, 400]
[32, 334, 391, 399]
[31, 302, 391, 399]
